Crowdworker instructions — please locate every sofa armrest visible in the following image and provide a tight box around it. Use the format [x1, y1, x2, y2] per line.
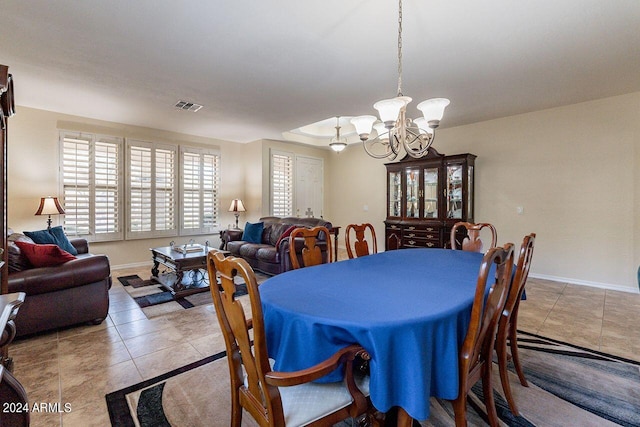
[70, 238, 89, 255]
[8, 255, 111, 296]
[221, 229, 244, 247]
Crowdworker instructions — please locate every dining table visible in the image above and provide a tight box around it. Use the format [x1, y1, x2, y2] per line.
[259, 248, 488, 424]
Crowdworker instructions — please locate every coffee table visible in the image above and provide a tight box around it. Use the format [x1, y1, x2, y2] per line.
[150, 246, 225, 298]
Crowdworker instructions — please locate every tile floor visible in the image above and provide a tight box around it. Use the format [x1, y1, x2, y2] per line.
[9, 259, 640, 427]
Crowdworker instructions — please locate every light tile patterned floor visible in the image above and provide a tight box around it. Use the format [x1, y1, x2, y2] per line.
[9, 261, 640, 426]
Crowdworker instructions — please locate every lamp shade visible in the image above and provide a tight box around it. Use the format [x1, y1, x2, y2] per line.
[417, 98, 450, 122]
[374, 97, 407, 125]
[350, 115, 377, 136]
[228, 199, 246, 213]
[35, 196, 65, 216]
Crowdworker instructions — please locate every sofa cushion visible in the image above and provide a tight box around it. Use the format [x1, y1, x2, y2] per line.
[227, 240, 246, 256]
[274, 225, 296, 249]
[256, 246, 278, 263]
[14, 241, 77, 268]
[267, 223, 293, 246]
[242, 222, 264, 244]
[7, 233, 35, 273]
[239, 243, 271, 260]
[48, 226, 78, 255]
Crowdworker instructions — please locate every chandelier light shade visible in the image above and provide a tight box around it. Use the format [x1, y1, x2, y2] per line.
[329, 116, 347, 152]
[34, 196, 66, 229]
[351, 0, 450, 160]
[228, 199, 246, 229]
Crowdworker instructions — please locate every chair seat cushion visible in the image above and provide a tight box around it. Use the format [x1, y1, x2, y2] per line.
[280, 372, 370, 427]
[249, 359, 370, 427]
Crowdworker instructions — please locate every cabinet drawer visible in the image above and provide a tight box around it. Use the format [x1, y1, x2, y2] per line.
[402, 230, 439, 241]
[402, 237, 439, 248]
[403, 225, 439, 233]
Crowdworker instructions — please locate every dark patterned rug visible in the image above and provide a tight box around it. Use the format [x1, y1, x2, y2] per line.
[105, 331, 640, 426]
[116, 272, 260, 318]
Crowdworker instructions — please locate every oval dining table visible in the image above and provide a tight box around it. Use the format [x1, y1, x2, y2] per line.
[259, 248, 486, 425]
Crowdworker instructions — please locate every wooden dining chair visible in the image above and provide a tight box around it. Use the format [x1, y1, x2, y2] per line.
[495, 233, 536, 416]
[450, 243, 514, 427]
[206, 250, 370, 427]
[450, 222, 497, 253]
[289, 226, 333, 269]
[345, 223, 377, 259]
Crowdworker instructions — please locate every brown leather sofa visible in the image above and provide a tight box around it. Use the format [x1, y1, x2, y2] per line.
[222, 216, 333, 275]
[7, 232, 111, 337]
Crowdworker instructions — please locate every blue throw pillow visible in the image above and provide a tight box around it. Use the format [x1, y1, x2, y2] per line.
[24, 227, 78, 256]
[24, 229, 56, 245]
[48, 226, 78, 255]
[242, 222, 264, 244]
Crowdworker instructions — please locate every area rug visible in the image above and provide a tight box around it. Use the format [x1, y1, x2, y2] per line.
[105, 331, 640, 426]
[117, 271, 269, 319]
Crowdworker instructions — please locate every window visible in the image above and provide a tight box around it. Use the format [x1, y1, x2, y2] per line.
[126, 140, 177, 239]
[60, 131, 123, 241]
[270, 150, 294, 216]
[180, 146, 220, 235]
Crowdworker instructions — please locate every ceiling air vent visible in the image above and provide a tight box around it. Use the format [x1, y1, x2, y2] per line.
[174, 100, 203, 112]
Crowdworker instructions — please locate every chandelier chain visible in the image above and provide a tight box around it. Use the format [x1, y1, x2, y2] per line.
[397, 0, 403, 97]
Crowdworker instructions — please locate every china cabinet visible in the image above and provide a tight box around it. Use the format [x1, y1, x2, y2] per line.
[385, 148, 476, 250]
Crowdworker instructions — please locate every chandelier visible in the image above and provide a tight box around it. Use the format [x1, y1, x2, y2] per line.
[329, 116, 347, 152]
[350, 0, 449, 160]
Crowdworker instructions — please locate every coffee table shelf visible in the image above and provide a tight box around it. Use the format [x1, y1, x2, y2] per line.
[150, 246, 211, 298]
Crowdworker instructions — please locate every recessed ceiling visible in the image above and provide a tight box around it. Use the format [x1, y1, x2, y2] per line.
[1, 1, 639, 147]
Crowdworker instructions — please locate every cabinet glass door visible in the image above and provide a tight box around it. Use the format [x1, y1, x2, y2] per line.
[406, 168, 420, 218]
[388, 171, 402, 217]
[446, 164, 463, 219]
[423, 167, 438, 218]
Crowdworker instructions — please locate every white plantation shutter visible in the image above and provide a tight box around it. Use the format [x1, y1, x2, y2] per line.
[156, 148, 176, 231]
[180, 147, 220, 235]
[126, 140, 177, 239]
[271, 150, 294, 216]
[60, 131, 123, 241]
[94, 140, 120, 234]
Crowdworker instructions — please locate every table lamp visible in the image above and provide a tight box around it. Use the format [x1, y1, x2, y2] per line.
[228, 199, 246, 229]
[35, 196, 66, 229]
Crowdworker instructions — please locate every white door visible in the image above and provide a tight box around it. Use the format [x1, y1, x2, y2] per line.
[295, 156, 323, 218]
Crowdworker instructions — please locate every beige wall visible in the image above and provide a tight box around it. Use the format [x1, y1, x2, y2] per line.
[8, 107, 248, 267]
[8, 92, 640, 291]
[328, 92, 640, 292]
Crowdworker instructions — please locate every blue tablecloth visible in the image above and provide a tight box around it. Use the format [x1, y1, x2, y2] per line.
[260, 248, 485, 421]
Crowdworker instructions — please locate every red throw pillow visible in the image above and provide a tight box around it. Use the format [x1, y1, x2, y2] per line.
[14, 241, 77, 268]
[275, 225, 297, 249]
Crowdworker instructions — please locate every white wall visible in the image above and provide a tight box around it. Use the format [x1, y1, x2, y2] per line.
[328, 92, 640, 292]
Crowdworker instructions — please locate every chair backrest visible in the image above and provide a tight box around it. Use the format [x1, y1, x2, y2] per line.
[289, 226, 333, 269]
[207, 250, 285, 426]
[345, 223, 377, 259]
[459, 243, 514, 388]
[450, 222, 497, 252]
[500, 233, 536, 331]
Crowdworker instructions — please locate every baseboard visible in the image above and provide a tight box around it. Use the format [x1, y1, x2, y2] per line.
[111, 261, 153, 271]
[529, 273, 639, 294]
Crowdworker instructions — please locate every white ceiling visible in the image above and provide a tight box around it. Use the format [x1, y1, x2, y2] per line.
[1, 1, 639, 146]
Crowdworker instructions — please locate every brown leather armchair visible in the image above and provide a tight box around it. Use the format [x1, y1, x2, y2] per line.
[7, 234, 111, 337]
